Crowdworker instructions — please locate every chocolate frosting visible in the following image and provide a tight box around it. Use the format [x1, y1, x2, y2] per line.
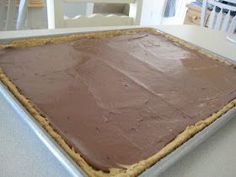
[0, 32, 236, 171]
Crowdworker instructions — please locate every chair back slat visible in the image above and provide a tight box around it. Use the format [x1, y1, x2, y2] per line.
[200, 0, 207, 26]
[208, 6, 216, 29]
[201, 0, 236, 33]
[221, 10, 231, 32]
[208, 0, 236, 11]
[228, 16, 236, 33]
[214, 8, 223, 30]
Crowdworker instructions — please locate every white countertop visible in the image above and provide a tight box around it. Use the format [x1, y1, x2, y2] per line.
[158, 25, 236, 63]
[0, 25, 236, 177]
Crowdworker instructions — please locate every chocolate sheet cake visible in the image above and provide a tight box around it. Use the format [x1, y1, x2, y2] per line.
[0, 29, 236, 177]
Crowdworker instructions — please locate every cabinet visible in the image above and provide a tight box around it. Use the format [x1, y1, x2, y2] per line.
[184, 4, 210, 26]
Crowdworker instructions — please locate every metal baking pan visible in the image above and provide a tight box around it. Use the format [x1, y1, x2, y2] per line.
[0, 27, 235, 177]
[0, 82, 87, 177]
[140, 107, 236, 177]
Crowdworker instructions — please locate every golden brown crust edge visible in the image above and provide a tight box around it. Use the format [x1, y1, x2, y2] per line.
[0, 28, 235, 177]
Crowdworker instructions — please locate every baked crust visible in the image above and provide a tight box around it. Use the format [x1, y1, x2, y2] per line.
[0, 28, 235, 177]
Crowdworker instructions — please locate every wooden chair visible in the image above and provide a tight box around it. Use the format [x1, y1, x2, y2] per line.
[200, 0, 236, 33]
[46, 0, 143, 29]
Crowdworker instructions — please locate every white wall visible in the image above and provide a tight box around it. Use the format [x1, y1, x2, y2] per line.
[160, 0, 193, 25]
[140, 0, 166, 26]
